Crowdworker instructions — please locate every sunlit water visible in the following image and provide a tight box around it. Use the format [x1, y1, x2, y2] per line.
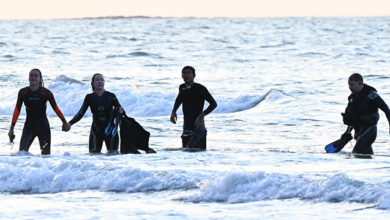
[1, 17, 390, 219]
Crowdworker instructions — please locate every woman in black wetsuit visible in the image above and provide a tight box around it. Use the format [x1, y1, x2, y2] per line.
[8, 69, 69, 155]
[68, 73, 123, 153]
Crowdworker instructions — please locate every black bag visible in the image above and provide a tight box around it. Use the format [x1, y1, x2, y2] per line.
[119, 113, 156, 154]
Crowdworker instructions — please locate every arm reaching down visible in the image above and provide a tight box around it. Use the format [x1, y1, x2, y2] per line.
[201, 86, 217, 115]
[46, 90, 66, 122]
[45, 89, 69, 132]
[9, 89, 26, 138]
[171, 88, 182, 124]
[194, 85, 217, 127]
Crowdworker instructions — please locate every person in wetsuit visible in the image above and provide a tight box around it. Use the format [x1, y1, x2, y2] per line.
[8, 69, 69, 155]
[170, 66, 217, 149]
[342, 73, 390, 155]
[67, 73, 123, 153]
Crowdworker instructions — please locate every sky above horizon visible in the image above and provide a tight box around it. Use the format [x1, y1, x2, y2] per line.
[1, 0, 390, 20]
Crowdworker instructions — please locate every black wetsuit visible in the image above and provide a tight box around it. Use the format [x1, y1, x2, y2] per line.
[172, 83, 217, 149]
[343, 84, 390, 154]
[69, 91, 122, 153]
[11, 86, 66, 155]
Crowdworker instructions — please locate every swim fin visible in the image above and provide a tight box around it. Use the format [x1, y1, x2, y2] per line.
[325, 139, 348, 153]
[325, 127, 353, 153]
[105, 108, 122, 137]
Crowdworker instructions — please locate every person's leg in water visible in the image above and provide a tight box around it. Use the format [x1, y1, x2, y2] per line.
[182, 119, 207, 149]
[89, 126, 104, 153]
[181, 117, 196, 148]
[352, 125, 377, 155]
[19, 127, 37, 153]
[104, 132, 119, 153]
[193, 121, 207, 149]
[37, 126, 51, 155]
[181, 131, 191, 148]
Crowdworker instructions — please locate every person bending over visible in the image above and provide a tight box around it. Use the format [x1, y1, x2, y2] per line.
[8, 69, 69, 155]
[68, 73, 123, 153]
[342, 73, 390, 155]
[170, 66, 217, 149]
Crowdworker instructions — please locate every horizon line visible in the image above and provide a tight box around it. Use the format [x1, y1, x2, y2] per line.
[1, 15, 390, 21]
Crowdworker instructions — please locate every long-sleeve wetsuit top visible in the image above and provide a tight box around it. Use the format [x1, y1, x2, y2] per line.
[172, 83, 217, 118]
[11, 86, 65, 129]
[69, 91, 121, 131]
[347, 84, 390, 129]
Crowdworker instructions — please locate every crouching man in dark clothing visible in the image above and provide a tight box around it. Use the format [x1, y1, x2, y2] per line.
[342, 73, 390, 155]
[170, 66, 217, 149]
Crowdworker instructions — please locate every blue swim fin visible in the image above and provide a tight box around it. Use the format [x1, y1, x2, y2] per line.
[105, 108, 122, 137]
[105, 122, 113, 135]
[325, 127, 352, 153]
[325, 139, 347, 153]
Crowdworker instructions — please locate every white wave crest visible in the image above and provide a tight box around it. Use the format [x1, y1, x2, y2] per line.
[0, 157, 199, 193]
[182, 170, 390, 208]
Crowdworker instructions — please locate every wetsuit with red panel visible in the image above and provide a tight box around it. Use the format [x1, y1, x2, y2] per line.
[11, 86, 66, 155]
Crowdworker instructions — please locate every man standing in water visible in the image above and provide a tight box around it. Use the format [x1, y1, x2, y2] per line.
[170, 66, 217, 149]
[342, 73, 390, 155]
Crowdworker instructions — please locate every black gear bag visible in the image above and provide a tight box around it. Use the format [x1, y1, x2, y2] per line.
[106, 109, 156, 154]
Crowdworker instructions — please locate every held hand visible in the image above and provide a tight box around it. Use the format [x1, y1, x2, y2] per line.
[61, 122, 66, 132]
[62, 122, 71, 132]
[170, 111, 177, 124]
[194, 112, 205, 128]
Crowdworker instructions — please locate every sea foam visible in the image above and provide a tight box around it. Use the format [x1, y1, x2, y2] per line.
[182, 170, 390, 208]
[0, 157, 199, 193]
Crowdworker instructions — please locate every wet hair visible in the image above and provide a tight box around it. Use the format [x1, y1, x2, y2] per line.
[30, 68, 44, 87]
[182, 66, 195, 76]
[91, 73, 104, 91]
[349, 73, 363, 83]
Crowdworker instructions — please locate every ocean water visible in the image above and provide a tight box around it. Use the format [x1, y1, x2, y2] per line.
[1, 17, 390, 219]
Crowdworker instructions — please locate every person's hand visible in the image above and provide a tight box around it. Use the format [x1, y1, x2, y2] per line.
[341, 132, 352, 142]
[61, 122, 67, 132]
[8, 126, 14, 139]
[194, 112, 205, 127]
[170, 111, 177, 124]
[118, 107, 124, 114]
[62, 122, 71, 132]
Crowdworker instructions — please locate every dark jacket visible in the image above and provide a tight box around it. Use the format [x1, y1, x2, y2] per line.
[344, 84, 390, 129]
